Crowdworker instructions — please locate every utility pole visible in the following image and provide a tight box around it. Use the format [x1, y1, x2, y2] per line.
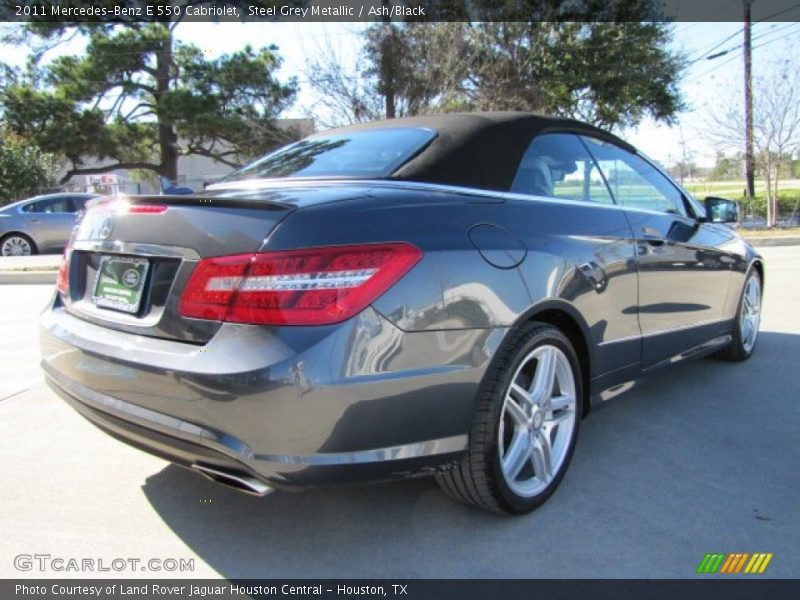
[380, 0, 396, 119]
[679, 126, 688, 186]
[743, 0, 755, 199]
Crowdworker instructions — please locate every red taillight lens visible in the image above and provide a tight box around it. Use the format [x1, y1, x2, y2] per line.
[85, 197, 168, 214]
[179, 243, 422, 325]
[57, 244, 71, 294]
[178, 254, 251, 321]
[127, 204, 168, 214]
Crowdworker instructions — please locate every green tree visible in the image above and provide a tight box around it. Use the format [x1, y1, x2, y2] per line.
[462, 21, 685, 130]
[307, 22, 481, 125]
[1, 4, 298, 184]
[362, 22, 473, 119]
[709, 151, 744, 181]
[308, 4, 684, 130]
[0, 128, 56, 204]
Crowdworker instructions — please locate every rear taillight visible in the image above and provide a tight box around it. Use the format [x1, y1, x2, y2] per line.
[85, 197, 168, 214]
[56, 244, 71, 294]
[179, 243, 422, 325]
[127, 204, 168, 214]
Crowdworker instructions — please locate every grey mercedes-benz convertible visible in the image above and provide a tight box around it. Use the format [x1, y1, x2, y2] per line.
[41, 113, 763, 515]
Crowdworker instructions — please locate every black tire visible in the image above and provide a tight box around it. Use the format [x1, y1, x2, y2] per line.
[715, 268, 762, 362]
[436, 322, 583, 515]
[0, 233, 38, 256]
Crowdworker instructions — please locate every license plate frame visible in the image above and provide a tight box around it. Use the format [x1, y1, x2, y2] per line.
[92, 255, 150, 314]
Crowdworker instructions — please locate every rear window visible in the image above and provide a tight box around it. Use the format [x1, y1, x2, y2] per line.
[223, 127, 436, 181]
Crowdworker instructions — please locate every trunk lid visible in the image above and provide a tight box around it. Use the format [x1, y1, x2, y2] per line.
[61, 185, 369, 343]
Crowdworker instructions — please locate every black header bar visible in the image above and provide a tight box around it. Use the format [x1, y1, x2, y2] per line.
[4, 579, 800, 600]
[1, 0, 800, 23]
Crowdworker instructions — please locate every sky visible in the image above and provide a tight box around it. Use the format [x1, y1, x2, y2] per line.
[1, 19, 799, 167]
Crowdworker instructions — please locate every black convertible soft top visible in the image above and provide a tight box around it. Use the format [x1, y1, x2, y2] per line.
[313, 112, 635, 192]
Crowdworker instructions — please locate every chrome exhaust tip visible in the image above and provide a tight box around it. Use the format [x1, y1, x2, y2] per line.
[191, 464, 273, 497]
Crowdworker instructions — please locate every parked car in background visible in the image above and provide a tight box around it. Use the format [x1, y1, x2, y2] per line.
[0, 193, 99, 256]
[41, 113, 763, 515]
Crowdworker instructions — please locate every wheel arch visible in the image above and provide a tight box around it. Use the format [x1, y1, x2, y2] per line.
[750, 258, 764, 289]
[512, 299, 593, 418]
[0, 231, 38, 254]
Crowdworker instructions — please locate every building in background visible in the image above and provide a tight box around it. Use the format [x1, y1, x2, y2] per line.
[57, 118, 315, 195]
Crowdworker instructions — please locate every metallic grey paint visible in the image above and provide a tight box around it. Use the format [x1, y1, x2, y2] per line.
[40, 153, 763, 493]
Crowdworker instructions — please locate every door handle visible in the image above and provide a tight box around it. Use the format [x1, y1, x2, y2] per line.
[641, 227, 666, 245]
[28, 218, 42, 223]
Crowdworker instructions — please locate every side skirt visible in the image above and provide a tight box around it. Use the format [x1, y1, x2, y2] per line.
[641, 334, 733, 375]
[589, 328, 734, 408]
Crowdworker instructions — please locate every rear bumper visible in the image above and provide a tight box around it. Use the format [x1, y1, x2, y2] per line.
[40, 303, 506, 488]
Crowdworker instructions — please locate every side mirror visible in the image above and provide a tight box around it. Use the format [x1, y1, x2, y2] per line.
[704, 196, 739, 224]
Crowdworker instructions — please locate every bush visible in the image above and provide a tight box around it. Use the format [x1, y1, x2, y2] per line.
[0, 130, 57, 205]
[740, 192, 800, 219]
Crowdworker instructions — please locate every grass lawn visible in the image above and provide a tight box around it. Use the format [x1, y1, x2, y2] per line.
[684, 179, 800, 201]
[684, 180, 800, 228]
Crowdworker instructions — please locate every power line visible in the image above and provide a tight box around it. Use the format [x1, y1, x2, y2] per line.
[690, 28, 743, 63]
[686, 24, 800, 84]
[750, 27, 800, 51]
[687, 2, 800, 63]
[755, 1, 800, 22]
[682, 0, 741, 37]
[702, 22, 797, 60]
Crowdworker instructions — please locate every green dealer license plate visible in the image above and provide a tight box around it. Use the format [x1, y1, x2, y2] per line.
[92, 256, 150, 314]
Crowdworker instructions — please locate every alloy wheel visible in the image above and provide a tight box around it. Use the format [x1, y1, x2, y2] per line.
[740, 274, 761, 354]
[498, 344, 577, 498]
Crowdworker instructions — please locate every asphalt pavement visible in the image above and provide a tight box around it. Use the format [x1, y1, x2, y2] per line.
[0, 247, 798, 579]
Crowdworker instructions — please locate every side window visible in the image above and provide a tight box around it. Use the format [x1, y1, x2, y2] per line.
[22, 197, 72, 214]
[511, 133, 614, 205]
[70, 197, 89, 212]
[582, 136, 687, 216]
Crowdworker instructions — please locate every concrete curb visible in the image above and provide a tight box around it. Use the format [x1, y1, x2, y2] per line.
[745, 236, 800, 247]
[0, 270, 57, 285]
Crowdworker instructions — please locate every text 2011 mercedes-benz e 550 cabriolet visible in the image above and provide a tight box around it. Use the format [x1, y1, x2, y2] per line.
[41, 113, 763, 515]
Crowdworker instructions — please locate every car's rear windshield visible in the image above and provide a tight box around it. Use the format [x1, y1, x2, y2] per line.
[222, 127, 436, 181]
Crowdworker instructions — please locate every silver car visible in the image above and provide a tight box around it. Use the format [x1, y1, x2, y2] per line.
[0, 193, 98, 256]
